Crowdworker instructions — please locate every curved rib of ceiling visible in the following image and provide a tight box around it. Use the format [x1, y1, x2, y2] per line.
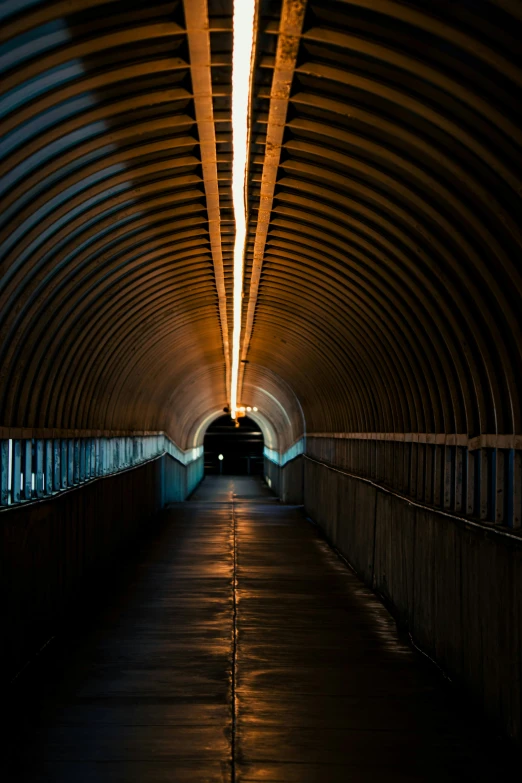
[242, 0, 522, 439]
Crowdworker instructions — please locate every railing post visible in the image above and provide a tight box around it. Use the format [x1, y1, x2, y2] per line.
[23, 440, 32, 500]
[477, 448, 489, 521]
[466, 448, 475, 516]
[0, 440, 9, 506]
[424, 443, 433, 504]
[409, 441, 416, 498]
[35, 439, 45, 498]
[73, 438, 80, 484]
[53, 439, 61, 491]
[45, 439, 53, 495]
[90, 438, 96, 477]
[84, 439, 91, 481]
[12, 439, 21, 503]
[114, 438, 119, 472]
[454, 445, 464, 513]
[60, 439, 68, 488]
[402, 441, 409, 494]
[432, 445, 442, 506]
[492, 448, 505, 524]
[67, 439, 75, 486]
[443, 445, 454, 510]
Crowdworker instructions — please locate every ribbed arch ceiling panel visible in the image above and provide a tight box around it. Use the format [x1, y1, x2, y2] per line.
[0, 0, 232, 442]
[1, 0, 522, 447]
[243, 0, 522, 439]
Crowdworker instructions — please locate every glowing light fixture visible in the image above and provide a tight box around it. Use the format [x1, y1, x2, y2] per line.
[218, 454, 224, 461]
[253, 406, 258, 412]
[246, 406, 252, 411]
[230, 0, 256, 419]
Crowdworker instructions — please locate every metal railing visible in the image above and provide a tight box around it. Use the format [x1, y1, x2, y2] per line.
[265, 435, 521, 529]
[0, 434, 202, 508]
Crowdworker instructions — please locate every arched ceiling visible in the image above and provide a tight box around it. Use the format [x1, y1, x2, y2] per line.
[0, 0, 232, 442]
[1, 0, 521, 446]
[242, 0, 522, 439]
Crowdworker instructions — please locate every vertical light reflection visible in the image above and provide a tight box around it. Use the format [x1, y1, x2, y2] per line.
[230, 0, 256, 419]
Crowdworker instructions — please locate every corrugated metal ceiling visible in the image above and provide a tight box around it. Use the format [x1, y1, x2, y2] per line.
[1, 0, 521, 445]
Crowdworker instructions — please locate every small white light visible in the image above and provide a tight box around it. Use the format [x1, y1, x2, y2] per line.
[218, 454, 224, 461]
[246, 406, 252, 412]
[240, 406, 246, 412]
[253, 406, 258, 412]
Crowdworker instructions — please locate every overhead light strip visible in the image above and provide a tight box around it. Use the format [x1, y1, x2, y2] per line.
[230, 0, 256, 419]
[238, 0, 306, 398]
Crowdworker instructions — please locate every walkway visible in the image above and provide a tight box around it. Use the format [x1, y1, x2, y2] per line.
[5, 477, 512, 781]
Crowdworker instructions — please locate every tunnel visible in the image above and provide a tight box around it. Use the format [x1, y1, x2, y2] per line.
[1, 0, 521, 778]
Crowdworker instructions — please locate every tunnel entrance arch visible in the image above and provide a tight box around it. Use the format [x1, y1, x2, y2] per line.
[203, 415, 264, 476]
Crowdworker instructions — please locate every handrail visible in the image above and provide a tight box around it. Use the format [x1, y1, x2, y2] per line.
[0, 433, 202, 508]
[303, 454, 522, 544]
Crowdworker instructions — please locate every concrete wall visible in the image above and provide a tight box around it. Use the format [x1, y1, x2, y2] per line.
[264, 456, 303, 504]
[264, 456, 280, 495]
[1, 454, 203, 683]
[304, 456, 522, 745]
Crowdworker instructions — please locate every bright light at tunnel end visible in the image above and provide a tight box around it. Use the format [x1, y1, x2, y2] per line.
[230, 0, 256, 420]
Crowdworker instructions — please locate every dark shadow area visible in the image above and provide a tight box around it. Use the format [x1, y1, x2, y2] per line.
[204, 414, 264, 475]
[2, 500, 233, 782]
[3, 502, 175, 777]
[2, 489, 517, 781]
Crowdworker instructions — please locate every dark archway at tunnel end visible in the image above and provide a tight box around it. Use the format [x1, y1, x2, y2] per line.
[204, 415, 264, 476]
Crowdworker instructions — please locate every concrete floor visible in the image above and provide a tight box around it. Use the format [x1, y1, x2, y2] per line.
[4, 476, 514, 781]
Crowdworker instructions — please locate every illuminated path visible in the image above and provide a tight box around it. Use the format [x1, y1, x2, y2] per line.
[5, 477, 512, 782]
